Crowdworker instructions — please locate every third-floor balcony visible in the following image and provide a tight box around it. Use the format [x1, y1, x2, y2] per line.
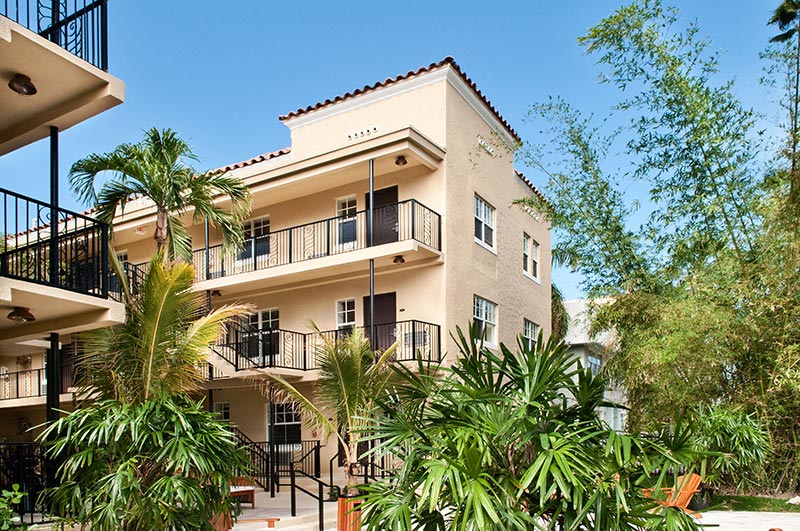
[192, 199, 442, 294]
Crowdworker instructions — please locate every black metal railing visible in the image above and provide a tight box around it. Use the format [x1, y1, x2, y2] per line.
[193, 199, 441, 282]
[210, 319, 441, 373]
[108, 260, 149, 301]
[1, 0, 109, 70]
[0, 443, 46, 517]
[0, 368, 44, 400]
[231, 427, 271, 490]
[0, 188, 111, 299]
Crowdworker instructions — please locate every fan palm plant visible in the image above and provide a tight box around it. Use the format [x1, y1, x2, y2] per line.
[261, 327, 397, 495]
[360, 325, 706, 531]
[69, 128, 251, 261]
[39, 256, 252, 531]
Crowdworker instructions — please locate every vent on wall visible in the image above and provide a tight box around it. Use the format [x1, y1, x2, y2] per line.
[347, 127, 378, 141]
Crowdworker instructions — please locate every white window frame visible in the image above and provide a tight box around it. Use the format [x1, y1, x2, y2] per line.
[523, 233, 541, 282]
[523, 319, 539, 350]
[213, 402, 231, 422]
[237, 215, 271, 269]
[473, 295, 498, 346]
[336, 299, 356, 330]
[586, 354, 602, 376]
[474, 194, 496, 252]
[335, 196, 358, 249]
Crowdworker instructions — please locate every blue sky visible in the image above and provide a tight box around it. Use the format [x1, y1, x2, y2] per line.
[1, 1, 779, 298]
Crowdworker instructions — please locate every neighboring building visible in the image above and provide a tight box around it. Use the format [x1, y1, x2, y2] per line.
[564, 299, 627, 431]
[108, 57, 552, 477]
[0, 0, 125, 445]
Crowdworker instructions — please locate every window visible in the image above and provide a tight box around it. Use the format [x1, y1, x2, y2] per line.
[586, 354, 602, 376]
[239, 215, 270, 260]
[271, 402, 301, 448]
[213, 402, 230, 422]
[337, 299, 356, 330]
[523, 233, 540, 280]
[336, 196, 358, 246]
[474, 195, 495, 249]
[523, 319, 539, 350]
[473, 295, 497, 344]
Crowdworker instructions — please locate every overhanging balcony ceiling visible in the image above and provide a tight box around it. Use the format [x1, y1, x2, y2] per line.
[0, 16, 124, 155]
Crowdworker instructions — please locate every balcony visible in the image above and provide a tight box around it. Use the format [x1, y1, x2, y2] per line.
[193, 199, 441, 293]
[0, 360, 75, 402]
[211, 319, 441, 373]
[0, 0, 124, 155]
[0, 188, 124, 343]
[1, 0, 109, 70]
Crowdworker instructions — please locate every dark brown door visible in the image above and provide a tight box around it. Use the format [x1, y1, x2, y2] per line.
[365, 186, 398, 246]
[363, 292, 397, 352]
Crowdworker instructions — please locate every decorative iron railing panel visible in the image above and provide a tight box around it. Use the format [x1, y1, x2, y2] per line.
[0, 443, 46, 516]
[210, 319, 441, 374]
[0, 368, 44, 400]
[193, 199, 441, 282]
[0, 188, 111, 298]
[1, 0, 109, 70]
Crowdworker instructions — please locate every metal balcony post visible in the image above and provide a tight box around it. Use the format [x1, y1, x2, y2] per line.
[100, 0, 108, 71]
[288, 230, 293, 264]
[368, 159, 375, 345]
[411, 199, 416, 241]
[326, 219, 331, 257]
[49, 127, 59, 288]
[49, 0, 61, 45]
[204, 217, 210, 280]
[101, 223, 109, 298]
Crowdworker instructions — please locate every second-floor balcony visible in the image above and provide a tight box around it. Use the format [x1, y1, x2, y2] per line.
[1, 0, 109, 71]
[212, 319, 441, 373]
[192, 199, 441, 291]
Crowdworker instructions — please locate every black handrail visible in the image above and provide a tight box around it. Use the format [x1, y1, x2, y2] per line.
[289, 444, 328, 531]
[193, 199, 441, 282]
[0, 187, 112, 298]
[0, 0, 109, 70]
[209, 320, 441, 373]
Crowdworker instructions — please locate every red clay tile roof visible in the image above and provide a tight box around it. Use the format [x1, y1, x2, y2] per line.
[279, 57, 520, 143]
[514, 169, 549, 206]
[217, 147, 292, 172]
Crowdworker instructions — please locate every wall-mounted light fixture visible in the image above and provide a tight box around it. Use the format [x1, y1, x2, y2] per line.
[7, 307, 35, 323]
[8, 74, 37, 96]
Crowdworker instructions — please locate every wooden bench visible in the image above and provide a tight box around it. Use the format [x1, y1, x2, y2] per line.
[230, 476, 256, 509]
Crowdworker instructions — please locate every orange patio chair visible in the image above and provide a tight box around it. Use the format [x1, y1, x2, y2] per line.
[644, 472, 703, 519]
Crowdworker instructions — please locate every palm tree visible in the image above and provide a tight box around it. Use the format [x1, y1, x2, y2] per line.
[360, 325, 706, 531]
[40, 256, 253, 531]
[261, 327, 397, 495]
[770, 1, 800, 209]
[69, 128, 251, 261]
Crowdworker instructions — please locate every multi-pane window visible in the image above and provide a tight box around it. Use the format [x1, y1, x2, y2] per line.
[272, 402, 301, 445]
[336, 299, 356, 330]
[213, 402, 230, 422]
[473, 295, 497, 344]
[240, 215, 270, 260]
[474, 195, 495, 248]
[587, 354, 602, 376]
[249, 308, 279, 331]
[523, 319, 540, 350]
[336, 196, 358, 245]
[523, 233, 540, 279]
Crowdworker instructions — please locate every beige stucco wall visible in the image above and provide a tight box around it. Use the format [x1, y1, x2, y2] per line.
[285, 78, 448, 159]
[442, 82, 551, 357]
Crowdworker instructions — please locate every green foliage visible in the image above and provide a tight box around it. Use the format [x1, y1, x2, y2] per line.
[0, 485, 26, 530]
[713, 494, 800, 513]
[69, 128, 251, 261]
[40, 396, 248, 531]
[74, 254, 250, 404]
[689, 405, 771, 491]
[518, 0, 800, 492]
[550, 283, 570, 343]
[256, 327, 398, 493]
[361, 325, 705, 531]
[39, 259, 251, 530]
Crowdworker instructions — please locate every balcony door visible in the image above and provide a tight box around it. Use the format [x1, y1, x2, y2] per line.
[246, 308, 279, 365]
[363, 292, 396, 352]
[365, 186, 398, 246]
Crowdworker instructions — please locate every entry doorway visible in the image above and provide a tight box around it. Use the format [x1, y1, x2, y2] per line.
[363, 292, 397, 352]
[365, 186, 398, 246]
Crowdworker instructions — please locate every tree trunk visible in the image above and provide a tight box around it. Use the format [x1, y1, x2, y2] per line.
[154, 208, 168, 252]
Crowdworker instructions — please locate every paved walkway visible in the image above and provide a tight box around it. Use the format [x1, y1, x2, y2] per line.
[701, 510, 800, 530]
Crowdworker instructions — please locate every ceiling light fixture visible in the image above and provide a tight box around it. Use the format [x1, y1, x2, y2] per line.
[8, 74, 37, 96]
[395, 155, 407, 166]
[7, 307, 35, 323]
[210, 290, 222, 297]
[393, 255, 405, 264]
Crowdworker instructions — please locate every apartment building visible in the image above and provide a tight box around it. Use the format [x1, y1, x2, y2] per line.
[107, 57, 551, 477]
[0, 0, 125, 492]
